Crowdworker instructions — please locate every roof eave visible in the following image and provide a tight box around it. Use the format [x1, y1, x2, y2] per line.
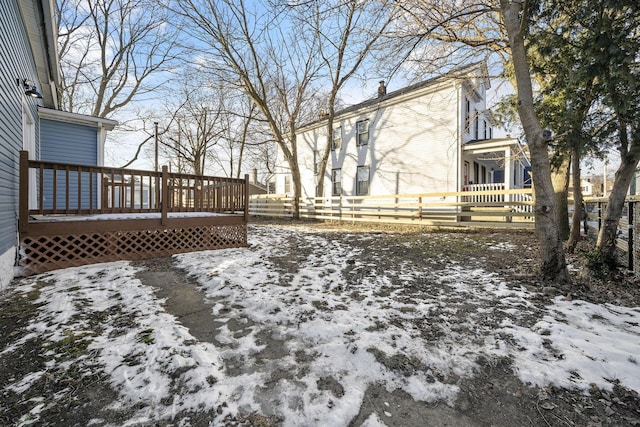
[19, 0, 61, 109]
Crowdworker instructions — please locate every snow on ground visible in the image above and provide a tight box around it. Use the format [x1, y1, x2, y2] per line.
[5, 225, 640, 426]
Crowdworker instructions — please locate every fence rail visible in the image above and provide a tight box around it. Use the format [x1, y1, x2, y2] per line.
[19, 151, 249, 233]
[250, 189, 535, 229]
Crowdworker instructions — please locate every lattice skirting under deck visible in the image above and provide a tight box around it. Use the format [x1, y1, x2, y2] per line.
[17, 223, 247, 276]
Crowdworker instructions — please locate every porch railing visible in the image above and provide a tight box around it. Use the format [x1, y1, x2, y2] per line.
[19, 151, 249, 233]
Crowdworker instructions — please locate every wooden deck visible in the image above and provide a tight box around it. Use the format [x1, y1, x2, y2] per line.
[17, 151, 249, 276]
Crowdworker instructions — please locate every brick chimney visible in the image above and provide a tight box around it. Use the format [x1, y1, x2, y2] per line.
[378, 80, 386, 98]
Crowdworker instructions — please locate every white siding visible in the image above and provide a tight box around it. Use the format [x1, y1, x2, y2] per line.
[298, 82, 461, 198]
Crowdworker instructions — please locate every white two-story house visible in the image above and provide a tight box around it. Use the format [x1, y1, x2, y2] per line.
[271, 63, 530, 202]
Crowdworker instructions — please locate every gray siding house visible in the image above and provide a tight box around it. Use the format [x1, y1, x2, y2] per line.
[1, 0, 116, 290]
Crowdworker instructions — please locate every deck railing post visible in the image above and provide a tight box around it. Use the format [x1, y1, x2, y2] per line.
[244, 174, 250, 222]
[19, 151, 29, 234]
[161, 166, 168, 225]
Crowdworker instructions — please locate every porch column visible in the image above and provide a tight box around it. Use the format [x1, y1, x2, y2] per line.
[504, 148, 512, 203]
[504, 148, 512, 190]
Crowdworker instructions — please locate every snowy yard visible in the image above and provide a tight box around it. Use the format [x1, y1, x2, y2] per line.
[2, 223, 640, 426]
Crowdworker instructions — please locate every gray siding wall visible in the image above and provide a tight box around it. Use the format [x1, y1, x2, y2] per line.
[40, 119, 98, 210]
[0, 0, 43, 255]
[40, 119, 97, 164]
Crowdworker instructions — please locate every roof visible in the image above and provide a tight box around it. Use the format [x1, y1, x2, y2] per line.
[301, 62, 488, 130]
[38, 108, 119, 130]
[18, 0, 61, 109]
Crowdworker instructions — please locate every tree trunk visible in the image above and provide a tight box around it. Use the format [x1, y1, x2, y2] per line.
[552, 155, 571, 240]
[316, 111, 334, 198]
[566, 148, 583, 253]
[596, 155, 639, 259]
[288, 128, 302, 220]
[500, 0, 568, 282]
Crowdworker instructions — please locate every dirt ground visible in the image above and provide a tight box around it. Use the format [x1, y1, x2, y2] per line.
[1, 220, 640, 426]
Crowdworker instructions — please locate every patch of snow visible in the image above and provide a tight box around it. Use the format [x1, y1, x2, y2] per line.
[1, 246, 16, 291]
[7, 224, 640, 426]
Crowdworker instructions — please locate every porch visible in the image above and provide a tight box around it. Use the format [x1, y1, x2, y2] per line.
[462, 138, 531, 193]
[17, 151, 249, 276]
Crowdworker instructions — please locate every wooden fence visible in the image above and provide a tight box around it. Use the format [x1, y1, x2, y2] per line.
[249, 188, 535, 229]
[583, 197, 638, 270]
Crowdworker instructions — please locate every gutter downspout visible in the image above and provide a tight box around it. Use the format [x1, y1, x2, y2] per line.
[38, 0, 61, 109]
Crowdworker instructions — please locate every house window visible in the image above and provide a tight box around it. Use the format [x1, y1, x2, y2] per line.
[464, 98, 471, 134]
[356, 166, 370, 195]
[481, 165, 486, 184]
[284, 175, 291, 194]
[489, 127, 493, 139]
[356, 119, 369, 146]
[268, 180, 276, 194]
[314, 150, 321, 175]
[474, 114, 480, 140]
[332, 126, 342, 150]
[473, 162, 479, 184]
[483, 120, 488, 139]
[332, 168, 341, 196]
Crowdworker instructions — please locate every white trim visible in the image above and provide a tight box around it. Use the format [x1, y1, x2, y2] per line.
[22, 100, 38, 209]
[38, 107, 118, 130]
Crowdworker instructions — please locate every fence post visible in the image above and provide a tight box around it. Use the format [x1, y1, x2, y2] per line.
[418, 196, 423, 220]
[19, 151, 29, 234]
[244, 174, 250, 223]
[161, 166, 168, 226]
[598, 201, 602, 231]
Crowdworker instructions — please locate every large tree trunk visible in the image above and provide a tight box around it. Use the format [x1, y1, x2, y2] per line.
[316, 110, 335, 198]
[566, 148, 584, 252]
[552, 155, 571, 240]
[596, 155, 639, 259]
[500, 1, 568, 282]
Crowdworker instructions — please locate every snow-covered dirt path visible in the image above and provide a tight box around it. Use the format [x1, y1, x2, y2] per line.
[2, 224, 639, 426]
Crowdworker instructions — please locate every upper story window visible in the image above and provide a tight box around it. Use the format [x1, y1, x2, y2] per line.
[356, 119, 369, 146]
[332, 126, 342, 150]
[474, 114, 480, 140]
[313, 150, 321, 175]
[464, 98, 471, 134]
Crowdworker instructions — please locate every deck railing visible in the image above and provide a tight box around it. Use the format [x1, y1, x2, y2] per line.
[19, 151, 249, 233]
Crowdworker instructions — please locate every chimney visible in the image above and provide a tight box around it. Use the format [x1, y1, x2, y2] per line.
[378, 80, 386, 98]
[252, 168, 258, 184]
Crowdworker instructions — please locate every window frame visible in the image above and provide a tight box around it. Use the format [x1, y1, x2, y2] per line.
[356, 165, 370, 196]
[284, 175, 291, 194]
[464, 98, 471, 134]
[474, 113, 480, 140]
[313, 150, 321, 175]
[331, 168, 342, 196]
[356, 119, 369, 146]
[331, 126, 342, 151]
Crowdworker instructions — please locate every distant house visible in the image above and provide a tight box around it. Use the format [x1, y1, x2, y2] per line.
[1, 0, 116, 289]
[271, 63, 530, 201]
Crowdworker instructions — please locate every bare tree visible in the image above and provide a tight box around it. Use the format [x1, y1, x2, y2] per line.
[498, 0, 568, 281]
[173, 0, 322, 218]
[394, 1, 568, 281]
[282, 0, 397, 197]
[56, 0, 182, 118]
